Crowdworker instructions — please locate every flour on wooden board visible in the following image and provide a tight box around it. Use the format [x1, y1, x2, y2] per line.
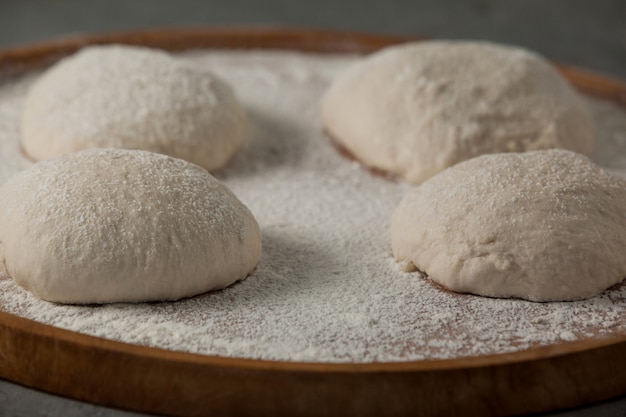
[0, 50, 625, 363]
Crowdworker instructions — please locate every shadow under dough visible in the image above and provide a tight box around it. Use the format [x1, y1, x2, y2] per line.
[231, 226, 344, 302]
[589, 97, 626, 172]
[215, 106, 309, 179]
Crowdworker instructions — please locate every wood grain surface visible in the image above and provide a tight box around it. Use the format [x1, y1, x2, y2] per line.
[1, 27, 626, 417]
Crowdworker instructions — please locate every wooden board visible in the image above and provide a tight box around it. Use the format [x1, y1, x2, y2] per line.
[1, 27, 626, 417]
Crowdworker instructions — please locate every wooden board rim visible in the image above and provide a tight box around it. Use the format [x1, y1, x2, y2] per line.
[5, 308, 626, 372]
[1, 26, 626, 417]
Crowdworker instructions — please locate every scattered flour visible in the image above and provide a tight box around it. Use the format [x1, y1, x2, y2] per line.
[0, 50, 625, 363]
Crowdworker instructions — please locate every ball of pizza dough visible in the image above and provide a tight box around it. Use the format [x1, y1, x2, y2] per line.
[0, 149, 262, 304]
[21, 44, 246, 171]
[322, 40, 595, 183]
[391, 149, 626, 302]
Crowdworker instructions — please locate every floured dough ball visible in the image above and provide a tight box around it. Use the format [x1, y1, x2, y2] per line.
[322, 40, 595, 183]
[391, 149, 626, 302]
[0, 149, 262, 304]
[21, 45, 246, 171]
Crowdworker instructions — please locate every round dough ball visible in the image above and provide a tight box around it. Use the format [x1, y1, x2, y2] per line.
[0, 149, 262, 304]
[21, 45, 246, 171]
[391, 149, 626, 302]
[322, 41, 596, 183]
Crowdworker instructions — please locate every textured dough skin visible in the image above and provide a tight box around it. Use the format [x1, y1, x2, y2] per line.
[391, 150, 626, 302]
[0, 149, 262, 304]
[322, 41, 596, 184]
[21, 45, 246, 172]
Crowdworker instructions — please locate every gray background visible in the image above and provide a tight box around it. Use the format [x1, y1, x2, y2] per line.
[0, 0, 625, 416]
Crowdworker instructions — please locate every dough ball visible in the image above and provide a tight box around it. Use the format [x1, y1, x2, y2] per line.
[391, 149, 626, 302]
[322, 41, 595, 183]
[0, 149, 262, 304]
[21, 45, 246, 171]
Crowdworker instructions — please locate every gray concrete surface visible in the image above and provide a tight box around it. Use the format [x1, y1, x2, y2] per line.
[0, 0, 625, 79]
[0, 1, 625, 416]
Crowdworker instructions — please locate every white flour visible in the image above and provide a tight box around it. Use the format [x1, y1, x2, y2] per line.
[0, 50, 625, 363]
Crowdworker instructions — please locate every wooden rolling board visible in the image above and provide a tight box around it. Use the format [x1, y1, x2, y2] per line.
[0, 27, 626, 417]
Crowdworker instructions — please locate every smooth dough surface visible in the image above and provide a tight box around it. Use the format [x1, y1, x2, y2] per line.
[0, 149, 262, 304]
[391, 149, 626, 302]
[322, 40, 596, 183]
[21, 45, 247, 171]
